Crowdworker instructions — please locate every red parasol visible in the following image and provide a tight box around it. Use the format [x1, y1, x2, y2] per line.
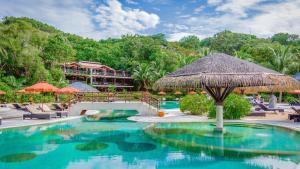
[56, 87, 80, 94]
[0, 90, 6, 95]
[25, 82, 58, 92]
[200, 91, 207, 94]
[188, 91, 197, 95]
[158, 91, 166, 95]
[174, 91, 182, 95]
[289, 90, 300, 94]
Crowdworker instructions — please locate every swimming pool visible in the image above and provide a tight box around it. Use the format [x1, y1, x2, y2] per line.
[0, 117, 300, 169]
[160, 101, 179, 109]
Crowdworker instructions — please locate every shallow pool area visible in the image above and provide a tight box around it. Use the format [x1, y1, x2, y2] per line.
[160, 101, 179, 109]
[0, 117, 300, 169]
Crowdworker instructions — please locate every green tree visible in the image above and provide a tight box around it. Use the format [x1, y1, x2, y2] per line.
[132, 63, 155, 90]
[271, 33, 299, 45]
[179, 35, 201, 50]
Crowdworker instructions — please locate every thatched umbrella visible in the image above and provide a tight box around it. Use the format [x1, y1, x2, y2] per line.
[155, 53, 299, 131]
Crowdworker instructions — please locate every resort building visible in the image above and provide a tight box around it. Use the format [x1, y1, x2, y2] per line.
[62, 61, 134, 91]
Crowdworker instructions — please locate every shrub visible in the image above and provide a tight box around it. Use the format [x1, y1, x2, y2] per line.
[179, 94, 213, 115]
[164, 95, 176, 101]
[285, 95, 299, 103]
[209, 94, 251, 119]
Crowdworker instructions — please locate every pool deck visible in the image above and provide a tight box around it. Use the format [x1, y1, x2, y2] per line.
[129, 108, 300, 131]
[1, 106, 300, 132]
[0, 116, 81, 130]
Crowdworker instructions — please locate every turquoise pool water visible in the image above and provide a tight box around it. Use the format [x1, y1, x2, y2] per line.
[160, 101, 179, 109]
[0, 117, 300, 169]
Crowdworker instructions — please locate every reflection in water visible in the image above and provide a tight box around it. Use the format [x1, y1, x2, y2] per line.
[144, 123, 300, 160]
[0, 119, 300, 169]
[75, 142, 108, 151]
[0, 153, 36, 163]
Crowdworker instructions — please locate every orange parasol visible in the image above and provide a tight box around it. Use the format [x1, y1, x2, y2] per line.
[174, 91, 182, 95]
[0, 90, 6, 95]
[24, 82, 58, 106]
[200, 91, 207, 94]
[289, 90, 300, 94]
[188, 91, 197, 95]
[16, 89, 40, 94]
[158, 91, 166, 95]
[25, 82, 58, 92]
[56, 87, 80, 94]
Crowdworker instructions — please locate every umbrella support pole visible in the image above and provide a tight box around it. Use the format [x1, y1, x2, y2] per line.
[215, 103, 224, 132]
[204, 86, 235, 133]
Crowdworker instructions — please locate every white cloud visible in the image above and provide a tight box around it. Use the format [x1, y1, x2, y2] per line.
[168, 32, 204, 41]
[215, 0, 265, 17]
[94, 0, 160, 38]
[0, 0, 159, 39]
[169, 0, 300, 40]
[0, 0, 95, 38]
[207, 0, 223, 6]
[194, 5, 205, 14]
[126, 0, 138, 5]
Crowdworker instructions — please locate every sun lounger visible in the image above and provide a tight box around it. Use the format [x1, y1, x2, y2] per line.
[23, 105, 57, 120]
[39, 104, 68, 118]
[291, 107, 300, 114]
[12, 103, 26, 110]
[289, 101, 300, 106]
[288, 107, 300, 122]
[256, 103, 284, 112]
[52, 103, 65, 111]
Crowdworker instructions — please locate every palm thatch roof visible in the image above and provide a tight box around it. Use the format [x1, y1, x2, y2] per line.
[155, 53, 299, 90]
[68, 82, 99, 93]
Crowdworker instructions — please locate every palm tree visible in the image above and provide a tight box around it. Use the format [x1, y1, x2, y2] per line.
[268, 46, 297, 102]
[132, 63, 154, 91]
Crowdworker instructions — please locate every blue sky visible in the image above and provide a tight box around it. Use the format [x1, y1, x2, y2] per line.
[0, 0, 300, 41]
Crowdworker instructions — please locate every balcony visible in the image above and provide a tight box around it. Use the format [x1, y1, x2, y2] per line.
[92, 82, 134, 87]
[64, 68, 132, 78]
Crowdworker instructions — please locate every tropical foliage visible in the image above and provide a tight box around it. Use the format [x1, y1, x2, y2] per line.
[0, 17, 299, 97]
[209, 94, 251, 119]
[179, 94, 213, 115]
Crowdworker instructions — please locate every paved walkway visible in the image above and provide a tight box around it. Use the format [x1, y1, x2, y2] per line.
[1, 105, 300, 132]
[0, 116, 81, 129]
[129, 108, 300, 131]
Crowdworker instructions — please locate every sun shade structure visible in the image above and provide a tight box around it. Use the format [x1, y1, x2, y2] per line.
[16, 89, 40, 94]
[174, 91, 182, 95]
[68, 82, 99, 93]
[56, 86, 80, 94]
[158, 91, 166, 95]
[188, 91, 197, 95]
[289, 90, 300, 94]
[25, 82, 58, 92]
[200, 91, 207, 94]
[155, 53, 299, 131]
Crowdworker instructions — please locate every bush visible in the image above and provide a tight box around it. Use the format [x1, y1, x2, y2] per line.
[284, 95, 299, 103]
[164, 95, 176, 101]
[179, 94, 213, 115]
[209, 94, 251, 119]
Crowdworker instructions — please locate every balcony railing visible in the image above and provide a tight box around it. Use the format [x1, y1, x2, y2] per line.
[64, 69, 132, 78]
[92, 81, 133, 87]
